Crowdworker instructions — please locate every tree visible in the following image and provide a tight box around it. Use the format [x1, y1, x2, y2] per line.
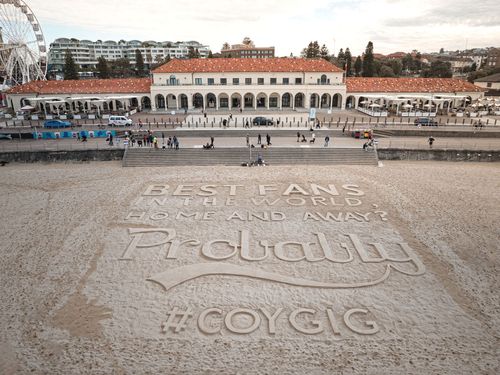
[135, 49, 145, 76]
[344, 48, 352, 76]
[320, 44, 329, 60]
[63, 49, 79, 80]
[188, 46, 200, 59]
[242, 37, 254, 47]
[222, 42, 230, 51]
[96, 56, 110, 79]
[110, 58, 133, 78]
[379, 65, 395, 77]
[301, 41, 321, 58]
[362, 41, 375, 77]
[421, 60, 452, 78]
[439, 47, 444, 54]
[335, 48, 346, 69]
[208, 50, 214, 58]
[354, 56, 362, 76]
[388, 59, 403, 76]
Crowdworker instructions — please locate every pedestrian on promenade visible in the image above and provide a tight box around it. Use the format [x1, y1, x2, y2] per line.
[245, 120, 250, 128]
[257, 134, 261, 145]
[428, 136, 435, 148]
[266, 134, 271, 146]
[246, 134, 250, 146]
[173, 136, 179, 150]
[324, 135, 330, 147]
[297, 131, 300, 142]
[210, 136, 214, 147]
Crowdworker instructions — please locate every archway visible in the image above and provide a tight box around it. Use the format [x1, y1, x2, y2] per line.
[294, 93, 305, 108]
[310, 94, 320, 108]
[130, 98, 139, 108]
[193, 93, 204, 109]
[269, 93, 280, 108]
[244, 93, 254, 108]
[282, 93, 292, 108]
[206, 93, 217, 109]
[179, 94, 188, 109]
[166, 94, 177, 109]
[320, 74, 328, 84]
[141, 96, 151, 110]
[320, 94, 331, 109]
[332, 93, 342, 108]
[155, 94, 165, 109]
[231, 93, 242, 109]
[346, 95, 356, 109]
[256, 93, 267, 108]
[218, 93, 229, 109]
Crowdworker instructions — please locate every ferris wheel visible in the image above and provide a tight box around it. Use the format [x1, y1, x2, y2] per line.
[0, 0, 47, 86]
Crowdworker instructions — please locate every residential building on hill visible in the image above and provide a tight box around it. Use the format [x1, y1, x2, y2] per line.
[485, 48, 500, 68]
[221, 40, 274, 58]
[474, 73, 500, 96]
[48, 39, 210, 77]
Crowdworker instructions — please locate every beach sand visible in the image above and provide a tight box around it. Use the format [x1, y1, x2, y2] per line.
[0, 161, 498, 374]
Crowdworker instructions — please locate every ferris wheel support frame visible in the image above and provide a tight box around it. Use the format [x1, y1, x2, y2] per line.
[0, 0, 47, 86]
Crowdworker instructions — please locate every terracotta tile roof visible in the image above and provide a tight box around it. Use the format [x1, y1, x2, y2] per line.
[346, 77, 484, 93]
[7, 78, 152, 95]
[153, 58, 343, 73]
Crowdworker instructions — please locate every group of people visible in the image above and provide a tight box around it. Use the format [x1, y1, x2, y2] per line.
[118, 130, 180, 149]
[296, 131, 330, 146]
[203, 136, 215, 149]
[246, 133, 272, 147]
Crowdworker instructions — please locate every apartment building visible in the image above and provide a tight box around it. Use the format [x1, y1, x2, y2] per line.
[48, 39, 210, 77]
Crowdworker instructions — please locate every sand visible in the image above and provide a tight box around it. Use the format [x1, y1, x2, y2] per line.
[0, 161, 499, 374]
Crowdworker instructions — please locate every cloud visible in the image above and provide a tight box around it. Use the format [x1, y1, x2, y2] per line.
[385, 0, 500, 27]
[22, 0, 500, 56]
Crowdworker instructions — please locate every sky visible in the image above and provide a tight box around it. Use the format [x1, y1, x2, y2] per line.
[22, 0, 500, 56]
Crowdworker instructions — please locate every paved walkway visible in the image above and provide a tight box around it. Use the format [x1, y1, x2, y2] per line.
[1, 135, 500, 152]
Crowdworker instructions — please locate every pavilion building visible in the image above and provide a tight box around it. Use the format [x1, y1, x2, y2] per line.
[5, 58, 484, 116]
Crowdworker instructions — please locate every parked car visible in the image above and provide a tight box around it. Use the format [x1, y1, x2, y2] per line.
[43, 120, 72, 128]
[108, 116, 133, 126]
[252, 116, 274, 126]
[0, 133, 13, 140]
[414, 117, 438, 126]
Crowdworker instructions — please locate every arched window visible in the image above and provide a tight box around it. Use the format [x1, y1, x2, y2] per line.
[169, 75, 177, 85]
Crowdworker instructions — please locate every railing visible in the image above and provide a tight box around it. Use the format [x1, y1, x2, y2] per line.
[153, 82, 345, 87]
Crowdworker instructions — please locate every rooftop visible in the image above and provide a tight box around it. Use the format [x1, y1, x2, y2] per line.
[7, 78, 152, 95]
[474, 73, 500, 83]
[153, 58, 343, 74]
[346, 77, 483, 93]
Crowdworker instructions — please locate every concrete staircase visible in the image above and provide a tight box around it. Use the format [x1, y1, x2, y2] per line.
[122, 147, 378, 167]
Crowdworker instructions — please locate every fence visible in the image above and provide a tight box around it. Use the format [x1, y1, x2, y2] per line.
[1, 115, 498, 130]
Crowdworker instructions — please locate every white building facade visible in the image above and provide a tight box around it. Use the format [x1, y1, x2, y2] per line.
[150, 58, 346, 111]
[48, 39, 210, 76]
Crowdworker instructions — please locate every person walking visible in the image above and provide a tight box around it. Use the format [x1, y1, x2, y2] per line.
[210, 136, 214, 148]
[257, 134, 261, 145]
[246, 133, 250, 146]
[428, 136, 435, 148]
[324, 135, 330, 147]
[297, 131, 300, 142]
[266, 134, 271, 146]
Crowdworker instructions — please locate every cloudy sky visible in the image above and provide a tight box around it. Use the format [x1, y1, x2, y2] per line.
[25, 0, 500, 56]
